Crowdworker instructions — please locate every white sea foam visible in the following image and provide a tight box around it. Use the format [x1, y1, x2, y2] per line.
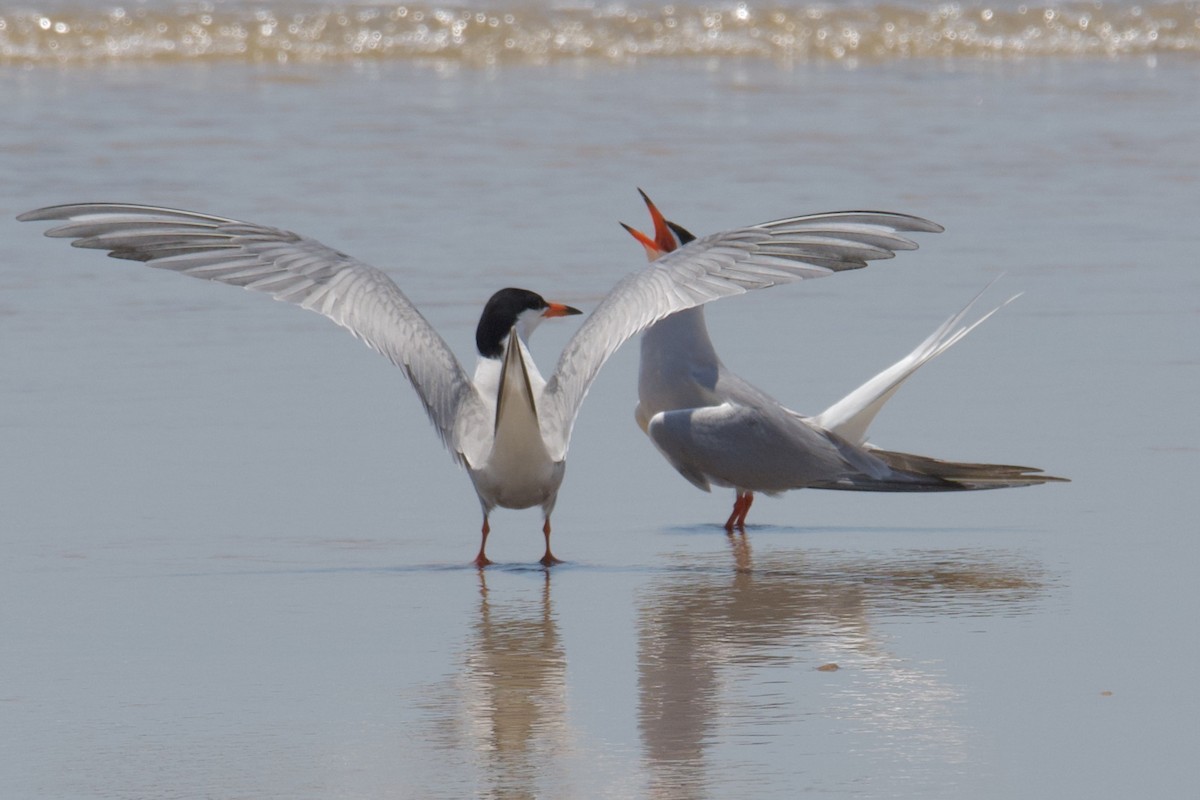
[2, 1, 1197, 65]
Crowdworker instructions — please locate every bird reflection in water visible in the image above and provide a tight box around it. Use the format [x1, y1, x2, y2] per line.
[638, 535, 1047, 798]
[422, 569, 571, 799]
[413, 541, 1046, 797]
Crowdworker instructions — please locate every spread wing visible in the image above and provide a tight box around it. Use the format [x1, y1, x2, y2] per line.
[538, 211, 943, 461]
[18, 203, 493, 468]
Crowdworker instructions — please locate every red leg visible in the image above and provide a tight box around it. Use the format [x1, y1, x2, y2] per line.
[736, 492, 755, 529]
[539, 517, 562, 566]
[724, 494, 742, 532]
[725, 492, 750, 532]
[473, 516, 493, 568]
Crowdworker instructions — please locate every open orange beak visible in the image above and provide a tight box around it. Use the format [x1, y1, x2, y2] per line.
[638, 188, 678, 253]
[620, 221, 663, 260]
[621, 189, 680, 261]
[543, 302, 583, 318]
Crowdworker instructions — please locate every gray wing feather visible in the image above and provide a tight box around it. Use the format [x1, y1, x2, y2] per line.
[538, 211, 942, 460]
[18, 203, 491, 468]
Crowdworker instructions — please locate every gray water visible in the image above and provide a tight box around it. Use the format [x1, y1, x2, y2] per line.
[2, 29, 1199, 800]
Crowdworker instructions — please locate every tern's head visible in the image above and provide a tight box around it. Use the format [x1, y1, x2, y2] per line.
[475, 288, 583, 359]
[620, 188, 696, 261]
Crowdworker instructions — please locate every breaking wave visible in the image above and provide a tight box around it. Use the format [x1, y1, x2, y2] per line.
[2, 1, 1197, 65]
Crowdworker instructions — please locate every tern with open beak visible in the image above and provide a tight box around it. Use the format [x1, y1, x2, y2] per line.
[622, 191, 1067, 531]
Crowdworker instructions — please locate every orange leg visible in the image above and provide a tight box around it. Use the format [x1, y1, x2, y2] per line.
[723, 495, 742, 532]
[724, 492, 755, 532]
[473, 515, 493, 568]
[736, 491, 754, 529]
[539, 517, 562, 567]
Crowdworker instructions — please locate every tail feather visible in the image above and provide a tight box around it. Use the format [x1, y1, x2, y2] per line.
[814, 447, 1068, 492]
[865, 447, 1069, 490]
[813, 280, 1016, 446]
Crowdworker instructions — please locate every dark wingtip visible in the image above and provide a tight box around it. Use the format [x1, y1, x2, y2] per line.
[16, 204, 82, 223]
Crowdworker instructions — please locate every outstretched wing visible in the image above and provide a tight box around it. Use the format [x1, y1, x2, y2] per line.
[539, 211, 943, 460]
[18, 203, 492, 467]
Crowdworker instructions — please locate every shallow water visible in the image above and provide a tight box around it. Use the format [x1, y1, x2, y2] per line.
[2, 6, 1199, 797]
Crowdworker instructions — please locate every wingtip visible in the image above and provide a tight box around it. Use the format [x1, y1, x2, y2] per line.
[889, 214, 944, 234]
[904, 214, 944, 234]
[16, 207, 57, 223]
[15, 203, 103, 223]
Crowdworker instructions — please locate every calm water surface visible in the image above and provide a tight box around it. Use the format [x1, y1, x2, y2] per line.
[2, 4, 1198, 796]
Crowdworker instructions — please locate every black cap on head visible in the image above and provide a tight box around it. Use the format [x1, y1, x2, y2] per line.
[476, 288, 549, 358]
[667, 221, 696, 246]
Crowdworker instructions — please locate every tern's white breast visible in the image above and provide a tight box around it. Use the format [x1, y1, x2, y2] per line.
[469, 334, 562, 511]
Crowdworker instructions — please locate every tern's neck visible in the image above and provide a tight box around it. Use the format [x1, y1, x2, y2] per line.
[637, 306, 722, 427]
[473, 332, 547, 408]
[640, 306, 719, 374]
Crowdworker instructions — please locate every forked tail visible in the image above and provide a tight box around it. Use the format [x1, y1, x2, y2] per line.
[807, 281, 1070, 492]
[814, 280, 1015, 446]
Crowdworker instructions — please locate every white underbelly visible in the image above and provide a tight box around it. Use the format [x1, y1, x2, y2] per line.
[471, 447, 565, 510]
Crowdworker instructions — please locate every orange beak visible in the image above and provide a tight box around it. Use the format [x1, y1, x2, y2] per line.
[637, 188, 677, 253]
[621, 189, 681, 261]
[620, 221, 664, 260]
[543, 302, 583, 318]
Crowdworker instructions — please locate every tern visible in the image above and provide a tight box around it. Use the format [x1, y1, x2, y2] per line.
[622, 192, 1067, 531]
[20, 198, 965, 565]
